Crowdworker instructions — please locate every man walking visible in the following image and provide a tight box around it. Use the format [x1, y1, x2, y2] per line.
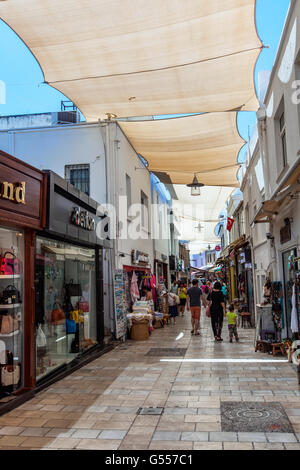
[187, 279, 207, 335]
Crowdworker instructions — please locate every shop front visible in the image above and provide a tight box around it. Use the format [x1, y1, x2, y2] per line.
[34, 171, 111, 385]
[0, 150, 46, 412]
[154, 252, 169, 290]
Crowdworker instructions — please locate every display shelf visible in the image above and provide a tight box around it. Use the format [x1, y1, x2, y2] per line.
[0, 275, 21, 280]
[0, 304, 21, 309]
[0, 330, 19, 337]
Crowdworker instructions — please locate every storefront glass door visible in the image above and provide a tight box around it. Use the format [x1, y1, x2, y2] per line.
[35, 237, 98, 380]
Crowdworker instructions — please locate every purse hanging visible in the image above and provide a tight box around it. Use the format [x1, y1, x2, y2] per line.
[51, 303, 65, 325]
[36, 324, 47, 348]
[66, 318, 77, 334]
[0, 252, 21, 276]
[65, 279, 82, 297]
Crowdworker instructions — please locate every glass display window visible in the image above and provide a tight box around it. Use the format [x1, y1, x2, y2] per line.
[0, 226, 24, 396]
[35, 237, 98, 380]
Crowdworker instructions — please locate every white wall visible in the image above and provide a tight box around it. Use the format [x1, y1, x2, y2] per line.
[0, 123, 107, 205]
[104, 122, 154, 271]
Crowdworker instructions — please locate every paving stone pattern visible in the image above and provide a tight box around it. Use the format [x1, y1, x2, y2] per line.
[0, 310, 299, 450]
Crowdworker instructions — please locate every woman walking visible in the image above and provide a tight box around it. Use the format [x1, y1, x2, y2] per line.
[178, 282, 187, 317]
[207, 281, 226, 342]
[166, 291, 178, 325]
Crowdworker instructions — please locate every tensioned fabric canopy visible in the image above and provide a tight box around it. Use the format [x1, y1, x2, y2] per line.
[0, 0, 262, 119]
[120, 113, 244, 187]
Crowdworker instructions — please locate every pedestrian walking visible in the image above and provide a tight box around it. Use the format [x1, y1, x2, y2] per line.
[186, 279, 207, 336]
[170, 279, 178, 294]
[221, 282, 228, 305]
[177, 282, 187, 317]
[207, 281, 226, 342]
[226, 303, 239, 343]
[166, 291, 178, 325]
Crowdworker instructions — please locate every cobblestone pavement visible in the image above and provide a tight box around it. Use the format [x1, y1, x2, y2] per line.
[0, 310, 299, 450]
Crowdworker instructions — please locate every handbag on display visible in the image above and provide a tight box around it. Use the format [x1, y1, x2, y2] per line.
[0, 252, 21, 276]
[66, 318, 77, 334]
[77, 300, 89, 312]
[0, 340, 5, 364]
[0, 285, 22, 305]
[0, 344, 13, 365]
[51, 303, 65, 325]
[0, 314, 19, 335]
[70, 310, 84, 324]
[36, 324, 47, 348]
[65, 279, 82, 298]
[1, 365, 20, 387]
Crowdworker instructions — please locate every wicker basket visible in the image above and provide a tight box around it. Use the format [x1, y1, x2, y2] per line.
[130, 318, 149, 340]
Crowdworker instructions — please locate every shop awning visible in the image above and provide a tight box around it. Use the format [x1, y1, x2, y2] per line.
[119, 112, 243, 186]
[222, 235, 246, 257]
[253, 200, 280, 224]
[0, 1, 261, 119]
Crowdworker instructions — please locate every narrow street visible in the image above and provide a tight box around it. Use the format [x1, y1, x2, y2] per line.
[0, 312, 299, 451]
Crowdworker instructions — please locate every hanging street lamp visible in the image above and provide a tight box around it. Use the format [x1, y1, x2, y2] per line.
[186, 174, 204, 196]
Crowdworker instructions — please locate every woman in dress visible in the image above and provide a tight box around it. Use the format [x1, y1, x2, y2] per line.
[207, 281, 226, 342]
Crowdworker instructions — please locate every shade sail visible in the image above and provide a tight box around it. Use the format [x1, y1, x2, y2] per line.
[120, 113, 243, 186]
[0, 0, 262, 119]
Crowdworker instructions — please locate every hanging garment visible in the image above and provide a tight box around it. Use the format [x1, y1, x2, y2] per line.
[291, 284, 299, 333]
[130, 271, 140, 303]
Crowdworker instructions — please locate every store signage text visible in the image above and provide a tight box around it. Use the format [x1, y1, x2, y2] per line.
[71, 207, 95, 231]
[0, 181, 26, 204]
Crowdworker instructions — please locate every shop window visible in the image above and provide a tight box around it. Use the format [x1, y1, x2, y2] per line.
[126, 173, 131, 213]
[141, 190, 149, 230]
[65, 164, 90, 196]
[35, 237, 98, 380]
[279, 112, 287, 168]
[0, 227, 24, 396]
[274, 98, 288, 176]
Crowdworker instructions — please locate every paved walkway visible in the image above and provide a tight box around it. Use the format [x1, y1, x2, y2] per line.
[0, 310, 299, 450]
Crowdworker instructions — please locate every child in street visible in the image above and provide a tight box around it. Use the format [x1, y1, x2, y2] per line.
[226, 304, 239, 343]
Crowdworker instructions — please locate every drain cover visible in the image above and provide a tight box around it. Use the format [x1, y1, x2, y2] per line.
[221, 402, 294, 433]
[138, 407, 164, 415]
[146, 348, 187, 357]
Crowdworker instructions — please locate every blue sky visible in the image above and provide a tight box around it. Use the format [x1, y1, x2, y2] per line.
[0, 0, 291, 150]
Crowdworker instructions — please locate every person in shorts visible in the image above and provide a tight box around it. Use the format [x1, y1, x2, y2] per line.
[187, 279, 207, 335]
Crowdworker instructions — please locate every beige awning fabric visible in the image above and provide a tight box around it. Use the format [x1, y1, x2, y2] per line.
[120, 113, 243, 186]
[0, 0, 261, 119]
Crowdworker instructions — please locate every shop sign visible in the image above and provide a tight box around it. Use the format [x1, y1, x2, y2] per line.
[71, 207, 95, 231]
[131, 249, 149, 266]
[215, 245, 221, 252]
[0, 181, 26, 205]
